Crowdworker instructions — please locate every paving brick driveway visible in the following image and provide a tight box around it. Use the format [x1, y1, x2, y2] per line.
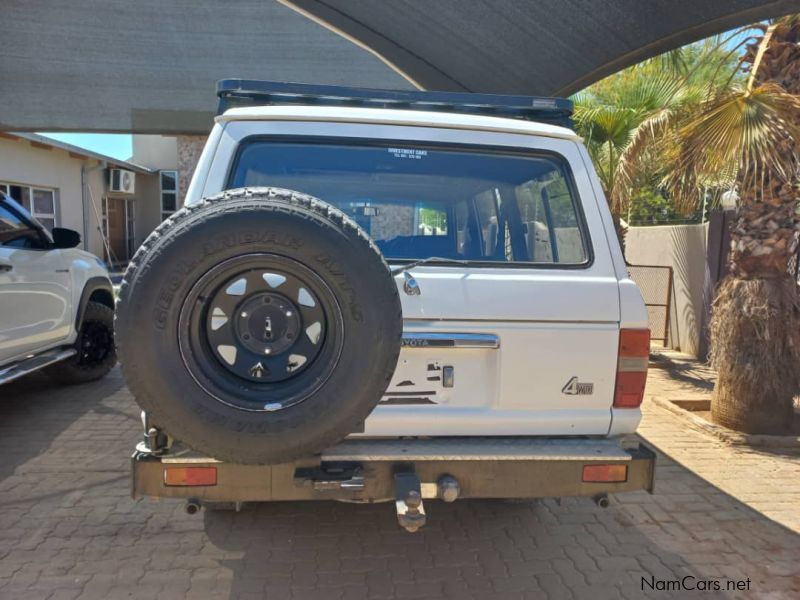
[0, 366, 798, 599]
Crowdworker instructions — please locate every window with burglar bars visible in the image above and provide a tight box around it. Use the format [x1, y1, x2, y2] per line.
[0, 182, 57, 231]
[160, 171, 178, 221]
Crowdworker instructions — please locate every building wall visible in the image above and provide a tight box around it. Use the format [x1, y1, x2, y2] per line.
[130, 135, 184, 249]
[133, 172, 161, 248]
[131, 136, 178, 171]
[0, 135, 107, 256]
[625, 223, 708, 358]
[176, 136, 207, 205]
[0, 135, 165, 263]
[132, 134, 206, 216]
[0, 135, 82, 228]
[82, 165, 108, 258]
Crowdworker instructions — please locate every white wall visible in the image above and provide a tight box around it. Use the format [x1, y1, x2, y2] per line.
[626, 223, 708, 357]
[131, 135, 178, 171]
[0, 135, 109, 256]
[0, 135, 83, 229]
[0, 135, 165, 262]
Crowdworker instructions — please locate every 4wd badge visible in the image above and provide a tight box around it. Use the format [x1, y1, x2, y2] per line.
[562, 377, 594, 396]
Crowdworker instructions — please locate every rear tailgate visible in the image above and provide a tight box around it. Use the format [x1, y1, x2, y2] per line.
[364, 268, 621, 436]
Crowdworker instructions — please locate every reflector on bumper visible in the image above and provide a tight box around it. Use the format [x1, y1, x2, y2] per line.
[582, 463, 628, 483]
[164, 467, 218, 486]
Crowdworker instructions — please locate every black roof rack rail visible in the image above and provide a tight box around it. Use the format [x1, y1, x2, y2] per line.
[216, 79, 573, 129]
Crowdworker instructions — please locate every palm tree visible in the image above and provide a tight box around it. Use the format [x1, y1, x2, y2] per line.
[612, 18, 800, 434]
[573, 39, 742, 210]
[705, 19, 800, 433]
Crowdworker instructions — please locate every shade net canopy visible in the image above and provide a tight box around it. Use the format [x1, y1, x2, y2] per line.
[2, 0, 799, 133]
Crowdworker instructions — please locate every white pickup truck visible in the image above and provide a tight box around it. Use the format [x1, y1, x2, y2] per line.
[118, 81, 654, 531]
[0, 193, 116, 386]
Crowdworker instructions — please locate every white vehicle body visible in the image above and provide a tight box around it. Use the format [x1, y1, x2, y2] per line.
[0, 194, 113, 379]
[182, 106, 649, 439]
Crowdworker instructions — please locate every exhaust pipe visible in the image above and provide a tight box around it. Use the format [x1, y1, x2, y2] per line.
[185, 498, 202, 515]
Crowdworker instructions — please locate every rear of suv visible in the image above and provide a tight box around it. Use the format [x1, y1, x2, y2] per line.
[119, 81, 654, 530]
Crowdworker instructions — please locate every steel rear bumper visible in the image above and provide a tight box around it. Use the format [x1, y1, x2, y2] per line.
[132, 437, 656, 503]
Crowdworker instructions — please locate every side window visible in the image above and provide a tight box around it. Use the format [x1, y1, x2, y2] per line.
[454, 192, 501, 260]
[160, 171, 178, 220]
[416, 204, 447, 236]
[454, 200, 470, 255]
[0, 203, 40, 247]
[474, 190, 499, 257]
[515, 171, 586, 264]
[32, 189, 56, 231]
[0, 183, 58, 232]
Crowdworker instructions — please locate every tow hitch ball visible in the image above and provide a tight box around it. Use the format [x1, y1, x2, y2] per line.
[393, 472, 461, 532]
[394, 472, 426, 533]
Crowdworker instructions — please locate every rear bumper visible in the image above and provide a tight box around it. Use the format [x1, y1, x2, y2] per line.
[132, 437, 655, 503]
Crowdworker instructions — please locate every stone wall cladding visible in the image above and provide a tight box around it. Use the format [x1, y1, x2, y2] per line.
[176, 135, 207, 205]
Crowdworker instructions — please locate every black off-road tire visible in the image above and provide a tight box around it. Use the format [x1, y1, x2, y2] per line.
[116, 188, 402, 465]
[46, 301, 117, 384]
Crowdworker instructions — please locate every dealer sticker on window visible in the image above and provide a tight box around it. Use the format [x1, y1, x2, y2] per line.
[388, 148, 428, 160]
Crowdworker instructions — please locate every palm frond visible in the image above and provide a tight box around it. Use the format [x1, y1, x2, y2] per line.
[663, 82, 800, 213]
[610, 106, 681, 211]
[609, 76, 705, 211]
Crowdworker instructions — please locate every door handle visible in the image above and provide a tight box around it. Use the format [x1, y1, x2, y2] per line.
[0, 263, 12, 273]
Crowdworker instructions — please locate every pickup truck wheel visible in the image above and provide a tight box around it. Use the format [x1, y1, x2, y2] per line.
[46, 301, 117, 384]
[116, 188, 402, 465]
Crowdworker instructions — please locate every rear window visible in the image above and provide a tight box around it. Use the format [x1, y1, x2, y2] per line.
[229, 141, 589, 265]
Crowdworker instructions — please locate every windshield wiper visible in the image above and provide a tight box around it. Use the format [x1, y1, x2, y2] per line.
[390, 257, 470, 276]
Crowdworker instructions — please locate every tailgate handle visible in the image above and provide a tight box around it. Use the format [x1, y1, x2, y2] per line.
[401, 332, 500, 349]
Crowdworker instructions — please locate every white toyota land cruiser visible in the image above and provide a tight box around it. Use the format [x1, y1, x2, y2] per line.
[0, 193, 116, 386]
[119, 81, 654, 531]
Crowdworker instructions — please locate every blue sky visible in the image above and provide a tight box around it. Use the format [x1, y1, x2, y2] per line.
[38, 132, 132, 161]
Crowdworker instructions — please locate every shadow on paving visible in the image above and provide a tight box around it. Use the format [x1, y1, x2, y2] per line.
[0, 367, 132, 483]
[194, 442, 800, 599]
[648, 356, 715, 392]
[0, 368, 797, 598]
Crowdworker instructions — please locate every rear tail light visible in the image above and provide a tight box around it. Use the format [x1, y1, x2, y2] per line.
[164, 466, 218, 486]
[613, 328, 649, 408]
[582, 463, 628, 483]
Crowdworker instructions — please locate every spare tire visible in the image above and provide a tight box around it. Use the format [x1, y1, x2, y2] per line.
[116, 188, 402, 464]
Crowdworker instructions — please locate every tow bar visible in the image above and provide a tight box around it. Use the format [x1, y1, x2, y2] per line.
[394, 471, 426, 532]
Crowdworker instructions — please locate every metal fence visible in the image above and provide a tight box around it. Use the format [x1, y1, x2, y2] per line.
[627, 265, 673, 346]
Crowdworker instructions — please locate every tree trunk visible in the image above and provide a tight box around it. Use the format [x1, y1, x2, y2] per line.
[709, 19, 800, 434]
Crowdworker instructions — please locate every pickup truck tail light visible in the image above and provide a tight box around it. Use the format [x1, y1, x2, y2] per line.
[613, 329, 650, 408]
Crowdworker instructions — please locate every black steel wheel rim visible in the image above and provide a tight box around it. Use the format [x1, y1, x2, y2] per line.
[78, 321, 112, 365]
[178, 254, 344, 412]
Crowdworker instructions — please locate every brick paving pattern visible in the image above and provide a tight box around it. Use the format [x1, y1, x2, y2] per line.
[0, 365, 798, 599]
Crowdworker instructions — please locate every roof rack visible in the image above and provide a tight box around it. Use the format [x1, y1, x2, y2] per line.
[216, 79, 573, 129]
